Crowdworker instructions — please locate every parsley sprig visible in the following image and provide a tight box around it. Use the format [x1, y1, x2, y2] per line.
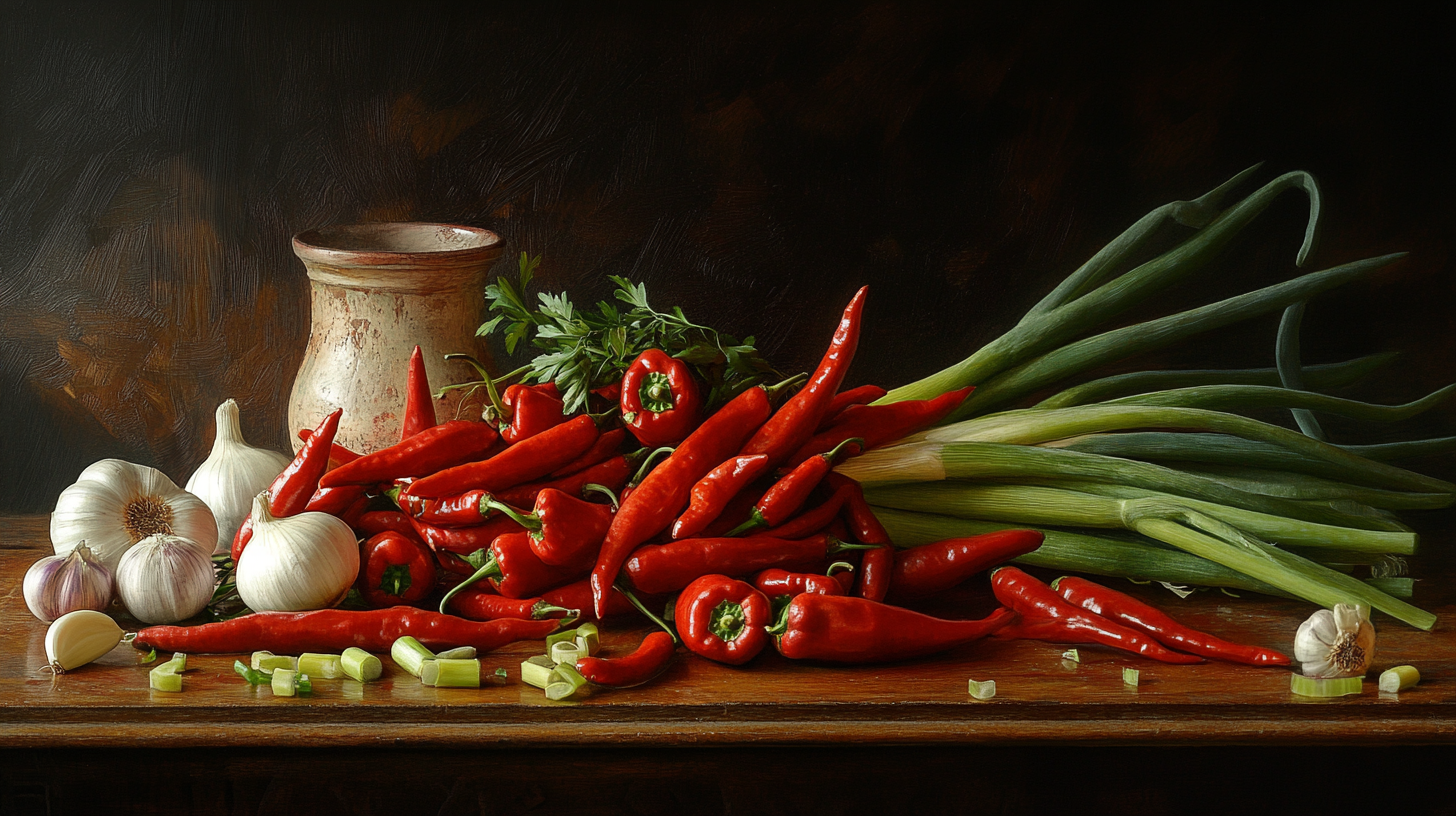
[473, 253, 780, 414]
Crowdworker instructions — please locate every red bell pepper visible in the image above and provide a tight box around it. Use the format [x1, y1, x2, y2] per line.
[675, 574, 772, 666]
[621, 348, 702, 448]
[502, 382, 567, 444]
[357, 531, 438, 608]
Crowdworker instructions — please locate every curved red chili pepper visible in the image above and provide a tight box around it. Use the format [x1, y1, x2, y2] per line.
[541, 577, 661, 623]
[234, 409, 343, 561]
[1052, 576, 1289, 666]
[355, 509, 423, 542]
[740, 287, 866, 469]
[675, 575, 771, 666]
[496, 453, 633, 508]
[576, 631, 676, 688]
[321, 420, 500, 488]
[753, 564, 851, 599]
[728, 437, 861, 536]
[886, 530, 1045, 603]
[788, 387, 973, 467]
[302, 483, 371, 517]
[989, 567, 1203, 664]
[393, 487, 497, 527]
[671, 454, 771, 539]
[407, 415, 599, 498]
[357, 531, 438, 608]
[550, 428, 628, 478]
[407, 514, 525, 556]
[819, 384, 888, 428]
[621, 348, 703, 448]
[826, 474, 894, 602]
[760, 484, 853, 540]
[133, 608, 561, 654]
[589, 385, 773, 618]
[483, 488, 612, 569]
[401, 345, 438, 442]
[446, 531, 586, 602]
[445, 584, 576, 621]
[770, 595, 1017, 664]
[623, 533, 874, 595]
[298, 428, 361, 471]
[502, 382, 567, 445]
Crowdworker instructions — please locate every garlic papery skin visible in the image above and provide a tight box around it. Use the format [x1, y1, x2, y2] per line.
[51, 459, 219, 572]
[186, 400, 291, 553]
[236, 492, 359, 613]
[115, 534, 216, 625]
[1294, 603, 1376, 679]
[23, 541, 114, 623]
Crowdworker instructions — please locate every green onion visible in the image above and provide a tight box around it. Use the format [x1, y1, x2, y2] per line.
[1378, 665, 1420, 694]
[421, 658, 481, 688]
[550, 641, 583, 666]
[575, 623, 600, 655]
[521, 655, 557, 690]
[545, 627, 581, 651]
[546, 663, 587, 701]
[297, 653, 343, 680]
[1061, 649, 1080, 663]
[271, 668, 300, 697]
[233, 659, 269, 686]
[968, 679, 996, 700]
[1103, 383, 1455, 424]
[1122, 668, 1140, 687]
[251, 651, 295, 672]
[1291, 673, 1362, 698]
[391, 637, 434, 678]
[435, 646, 476, 660]
[149, 653, 186, 692]
[341, 648, 382, 683]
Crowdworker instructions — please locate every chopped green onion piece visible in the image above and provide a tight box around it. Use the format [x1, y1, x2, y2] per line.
[297, 653, 344, 679]
[1123, 668, 1140, 687]
[575, 623, 600, 654]
[968, 679, 996, 700]
[1062, 649, 1080, 663]
[421, 658, 481, 688]
[575, 636, 594, 656]
[546, 662, 587, 701]
[545, 628, 580, 651]
[150, 665, 182, 692]
[1378, 665, 1420, 694]
[164, 653, 187, 673]
[391, 636, 434, 677]
[1291, 673, 1362, 697]
[233, 659, 269, 686]
[141, 648, 157, 665]
[272, 668, 299, 697]
[521, 655, 557, 690]
[252, 651, 295, 672]
[341, 648, 383, 683]
[494, 668, 509, 680]
[435, 646, 476, 660]
[550, 641, 583, 665]
[297, 674, 313, 695]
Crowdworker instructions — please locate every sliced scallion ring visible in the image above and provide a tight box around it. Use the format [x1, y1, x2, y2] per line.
[968, 679, 996, 700]
[1290, 673, 1362, 698]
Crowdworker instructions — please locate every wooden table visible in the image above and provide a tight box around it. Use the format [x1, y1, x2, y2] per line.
[4, 512, 1455, 814]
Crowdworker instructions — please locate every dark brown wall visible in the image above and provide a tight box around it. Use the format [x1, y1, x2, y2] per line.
[3, 3, 1453, 512]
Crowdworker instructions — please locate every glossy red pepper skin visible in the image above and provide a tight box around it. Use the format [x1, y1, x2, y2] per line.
[303, 483, 372, 517]
[576, 631, 676, 688]
[133, 607, 560, 654]
[550, 428, 628, 478]
[401, 345, 438, 442]
[819, 384, 888, 428]
[624, 533, 851, 595]
[1053, 576, 1290, 666]
[827, 474, 894, 602]
[502, 383, 567, 445]
[541, 577, 657, 623]
[321, 420, 499, 488]
[671, 454, 771, 539]
[753, 567, 847, 599]
[394, 488, 497, 527]
[297, 428, 361, 470]
[355, 510, 423, 542]
[357, 531, 438, 608]
[408, 514, 525, 556]
[887, 530, 1045, 603]
[496, 454, 633, 508]
[621, 348, 703, 448]
[761, 485, 852, 539]
[989, 567, 1204, 664]
[234, 409, 343, 561]
[480, 531, 587, 599]
[773, 595, 1017, 664]
[407, 415, 600, 498]
[675, 575, 771, 665]
[590, 385, 773, 617]
[733, 438, 860, 535]
[526, 489, 612, 568]
[788, 387, 974, 466]
[444, 584, 576, 621]
[740, 287, 866, 470]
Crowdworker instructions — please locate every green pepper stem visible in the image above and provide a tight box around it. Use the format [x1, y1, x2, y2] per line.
[531, 600, 579, 620]
[825, 561, 855, 576]
[723, 509, 768, 538]
[480, 497, 542, 532]
[628, 446, 676, 487]
[614, 579, 680, 645]
[437, 552, 503, 615]
[822, 437, 866, 464]
[827, 536, 879, 555]
[582, 483, 620, 510]
[763, 372, 810, 402]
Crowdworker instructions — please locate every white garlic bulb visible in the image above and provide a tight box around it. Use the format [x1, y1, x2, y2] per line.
[115, 533, 216, 624]
[1294, 603, 1375, 679]
[51, 459, 218, 571]
[236, 492, 359, 612]
[24, 541, 114, 622]
[45, 609, 126, 673]
[186, 400, 291, 553]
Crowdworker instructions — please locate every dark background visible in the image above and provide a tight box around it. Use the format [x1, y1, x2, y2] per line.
[2, 3, 1453, 512]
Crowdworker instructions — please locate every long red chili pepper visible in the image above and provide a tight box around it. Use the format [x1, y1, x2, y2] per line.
[444, 531, 585, 602]
[823, 473, 894, 602]
[482, 489, 612, 569]
[355, 509, 423, 542]
[589, 385, 773, 617]
[356, 531, 438, 608]
[760, 484, 853, 539]
[401, 345, 438, 442]
[623, 533, 873, 595]
[321, 420, 499, 488]
[671, 454, 771, 539]
[886, 530, 1045, 603]
[787, 386, 974, 466]
[496, 453, 633, 508]
[989, 567, 1203, 664]
[407, 514, 525, 556]
[406, 415, 600, 498]
[753, 563, 852, 599]
[444, 584, 576, 621]
[819, 384, 888, 428]
[575, 631, 676, 688]
[541, 577, 658, 623]
[1052, 576, 1290, 666]
[133, 608, 560, 654]
[550, 428, 627, 478]
[739, 287, 866, 470]
[298, 428, 362, 470]
[303, 483, 372, 517]
[675, 574, 772, 666]
[392, 487, 499, 528]
[620, 348, 704, 447]
[727, 437, 861, 536]
[770, 595, 1017, 664]
[233, 409, 343, 561]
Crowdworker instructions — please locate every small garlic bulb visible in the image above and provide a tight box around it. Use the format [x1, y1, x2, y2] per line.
[24, 541, 114, 622]
[236, 492, 359, 612]
[51, 459, 219, 571]
[186, 400, 291, 552]
[1294, 603, 1375, 679]
[115, 534, 216, 625]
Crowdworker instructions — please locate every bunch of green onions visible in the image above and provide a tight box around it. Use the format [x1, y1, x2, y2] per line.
[850, 165, 1453, 629]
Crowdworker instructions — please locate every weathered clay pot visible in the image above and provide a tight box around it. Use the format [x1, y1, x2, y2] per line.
[288, 223, 503, 454]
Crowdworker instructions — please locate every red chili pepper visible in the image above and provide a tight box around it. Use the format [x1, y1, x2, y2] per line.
[854, 546, 894, 603]
[671, 454, 771, 540]
[623, 533, 872, 595]
[401, 345, 438, 442]
[825, 474, 895, 602]
[298, 428, 362, 470]
[740, 287, 866, 469]
[407, 514, 525, 556]
[1052, 576, 1290, 666]
[233, 409, 343, 561]
[753, 563, 852, 599]
[357, 531, 438, 608]
[550, 428, 628, 478]
[444, 584, 576, 621]
[788, 387, 974, 467]
[576, 631, 676, 688]
[760, 484, 853, 539]
[392, 487, 496, 528]
[728, 438, 861, 537]
[541, 577, 659, 623]
[819, 384, 888, 428]
[620, 348, 703, 447]
[355, 509, 423, 542]
[589, 385, 773, 618]
[675, 574, 772, 666]
[769, 595, 1017, 664]
[302, 483, 372, 517]
[321, 420, 499, 488]
[502, 382, 567, 445]
[496, 453, 634, 509]
[407, 415, 600, 498]
[886, 530, 1045, 603]
[133, 607, 560, 654]
[989, 567, 1203, 664]
[483, 488, 612, 569]
[445, 531, 585, 602]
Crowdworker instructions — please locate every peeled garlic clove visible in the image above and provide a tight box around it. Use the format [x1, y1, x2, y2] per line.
[45, 609, 125, 673]
[23, 541, 114, 623]
[1294, 603, 1375, 679]
[115, 533, 216, 624]
[186, 400, 291, 552]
